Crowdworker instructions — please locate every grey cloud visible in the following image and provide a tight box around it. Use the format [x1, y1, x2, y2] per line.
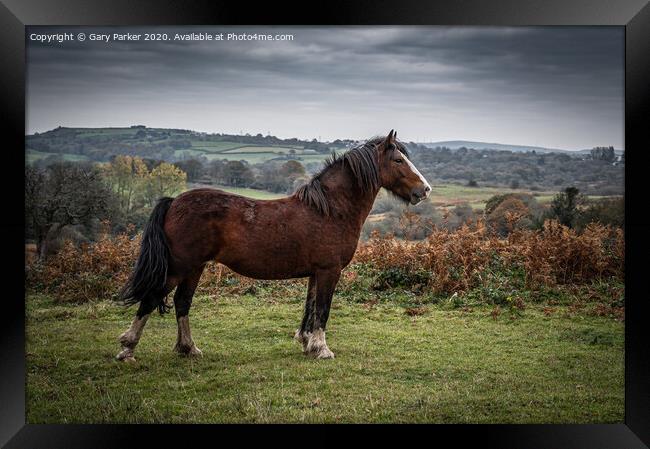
[26, 26, 623, 149]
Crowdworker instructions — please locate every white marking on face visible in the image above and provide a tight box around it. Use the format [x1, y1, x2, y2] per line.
[399, 150, 431, 194]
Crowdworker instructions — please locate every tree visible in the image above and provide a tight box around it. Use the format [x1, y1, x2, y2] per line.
[174, 159, 204, 182]
[485, 193, 543, 236]
[279, 160, 306, 179]
[101, 155, 149, 215]
[590, 146, 616, 163]
[145, 162, 187, 205]
[575, 197, 624, 231]
[221, 161, 254, 187]
[208, 159, 226, 184]
[486, 197, 529, 236]
[25, 163, 118, 257]
[548, 186, 584, 228]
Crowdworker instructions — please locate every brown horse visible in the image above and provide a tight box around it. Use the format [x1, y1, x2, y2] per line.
[116, 130, 430, 361]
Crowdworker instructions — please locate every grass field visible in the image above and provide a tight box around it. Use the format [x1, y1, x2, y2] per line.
[427, 184, 557, 210]
[26, 149, 90, 164]
[182, 182, 617, 212]
[182, 140, 338, 164]
[187, 184, 285, 200]
[189, 141, 249, 152]
[73, 128, 141, 137]
[173, 149, 210, 158]
[26, 287, 624, 424]
[222, 146, 306, 154]
[194, 152, 335, 164]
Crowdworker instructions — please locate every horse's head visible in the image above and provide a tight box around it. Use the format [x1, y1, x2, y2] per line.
[377, 130, 431, 205]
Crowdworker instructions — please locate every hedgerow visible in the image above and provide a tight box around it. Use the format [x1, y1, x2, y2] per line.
[26, 220, 623, 309]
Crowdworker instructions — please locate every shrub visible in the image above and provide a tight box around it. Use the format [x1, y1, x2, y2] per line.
[26, 219, 624, 306]
[576, 197, 624, 231]
[356, 220, 623, 296]
[484, 193, 545, 236]
[30, 230, 139, 303]
[545, 186, 585, 228]
[371, 267, 431, 291]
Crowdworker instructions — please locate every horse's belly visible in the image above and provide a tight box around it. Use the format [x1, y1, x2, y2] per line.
[219, 239, 311, 280]
[222, 259, 309, 280]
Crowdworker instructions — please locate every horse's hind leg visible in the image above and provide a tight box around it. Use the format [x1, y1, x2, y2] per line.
[294, 275, 316, 351]
[116, 276, 180, 362]
[173, 266, 205, 356]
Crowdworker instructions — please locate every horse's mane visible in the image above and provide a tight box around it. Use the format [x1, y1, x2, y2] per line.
[294, 136, 409, 216]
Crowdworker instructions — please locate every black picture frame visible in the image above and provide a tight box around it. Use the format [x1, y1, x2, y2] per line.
[3, 1, 649, 447]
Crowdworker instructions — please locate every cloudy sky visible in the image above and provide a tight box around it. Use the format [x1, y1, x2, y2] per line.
[26, 26, 623, 150]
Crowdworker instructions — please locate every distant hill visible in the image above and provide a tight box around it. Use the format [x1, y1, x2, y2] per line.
[420, 140, 623, 155]
[25, 126, 624, 196]
[25, 126, 347, 166]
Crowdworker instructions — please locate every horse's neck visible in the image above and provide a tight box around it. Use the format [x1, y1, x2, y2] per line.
[321, 166, 379, 227]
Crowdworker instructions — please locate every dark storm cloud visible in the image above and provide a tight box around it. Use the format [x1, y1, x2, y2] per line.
[26, 26, 623, 149]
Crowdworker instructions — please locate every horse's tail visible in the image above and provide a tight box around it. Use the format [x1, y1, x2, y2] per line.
[119, 197, 174, 315]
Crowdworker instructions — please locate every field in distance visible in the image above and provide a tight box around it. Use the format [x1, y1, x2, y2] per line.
[178, 142, 337, 164]
[187, 182, 618, 215]
[187, 183, 285, 200]
[26, 126, 340, 166]
[27, 149, 90, 164]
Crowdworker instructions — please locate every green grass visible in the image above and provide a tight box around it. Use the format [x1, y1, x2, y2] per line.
[198, 152, 333, 164]
[26, 149, 90, 163]
[427, 184, 555, 211]
[187, 141, 307, 156]
[189, 141, 251, 152]
[203, 153, 283, 163]
[74, 128, 141, 137]
[222, 146, 304, 154]
[424, 184, 615, 211]
[207, 185, 285, 200]
[186, 183, 284, 200]
[181, 141, 338, 164]
[173, 149, 210, 158]
[26, 289, 623, 424]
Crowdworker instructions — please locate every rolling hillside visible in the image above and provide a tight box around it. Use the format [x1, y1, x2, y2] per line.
[26, 126, 345, 166]
[421, 140, 623, 155]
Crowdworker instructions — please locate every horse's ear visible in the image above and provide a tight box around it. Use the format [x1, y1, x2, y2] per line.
[385, 130, 396, 146]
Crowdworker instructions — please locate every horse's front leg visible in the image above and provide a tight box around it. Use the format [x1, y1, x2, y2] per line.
[304, 268, 341, 359]
[295, 275, 316, 350]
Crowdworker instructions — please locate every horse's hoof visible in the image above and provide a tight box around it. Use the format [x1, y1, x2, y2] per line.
[174, 343, 203, 357]
[305, 344, 335, 359]
[189, 346, 203, 357]
[314, 347, 335, 359]
[294, 329, 306, 344]
[116, 348, 135, 362]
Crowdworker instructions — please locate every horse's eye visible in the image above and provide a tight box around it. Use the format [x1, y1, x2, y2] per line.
[394, 158, 403, 164]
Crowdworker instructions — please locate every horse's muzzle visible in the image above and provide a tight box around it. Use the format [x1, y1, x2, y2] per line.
[410, 185, 431, 205]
